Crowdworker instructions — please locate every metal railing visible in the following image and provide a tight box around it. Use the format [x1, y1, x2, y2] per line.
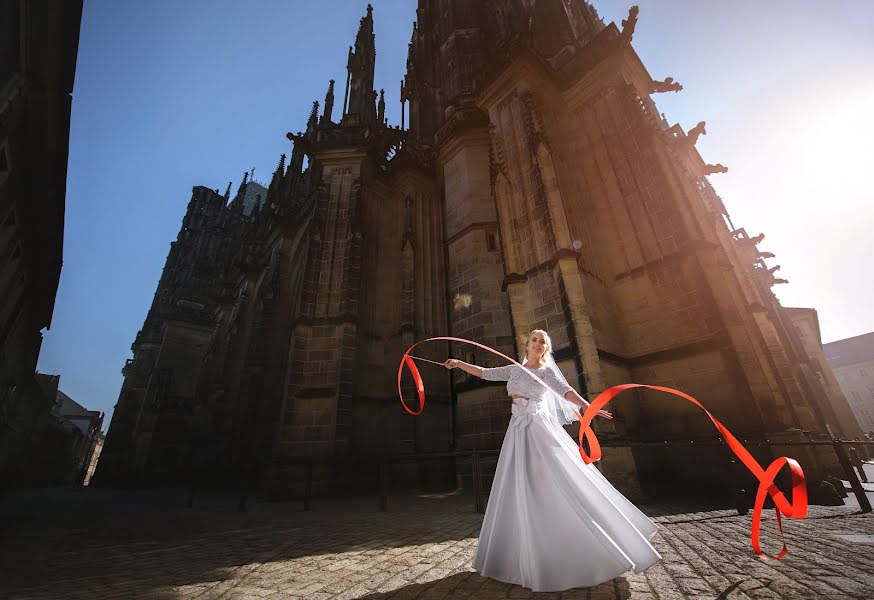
[191, 436, 874, 514]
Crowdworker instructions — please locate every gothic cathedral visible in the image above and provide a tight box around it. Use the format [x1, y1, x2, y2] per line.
[96, 2, 861, 501]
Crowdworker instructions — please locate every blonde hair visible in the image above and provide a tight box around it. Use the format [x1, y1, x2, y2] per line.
[524, 329, 553, 363]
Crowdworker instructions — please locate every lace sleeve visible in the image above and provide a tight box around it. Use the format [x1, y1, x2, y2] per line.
[481, 365, 515, 382]
[545, 365, 574, 397]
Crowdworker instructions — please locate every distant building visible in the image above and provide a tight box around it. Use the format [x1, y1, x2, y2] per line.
[83, 432, 104, 486]
[0, 0, 83, 488]
[824, 332, 874, 434]
[3, 373, 102, 487]
[786, 308, 863, 437]
[52, 388, 104, 485]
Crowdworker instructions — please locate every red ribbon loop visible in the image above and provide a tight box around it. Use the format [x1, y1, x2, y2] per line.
[398, 337, 808, 559]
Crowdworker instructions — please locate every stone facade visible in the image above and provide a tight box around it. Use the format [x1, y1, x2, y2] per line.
[98, 2, 860, 501]
[0, 0, 83, 489]
[823, 332, 874, 434]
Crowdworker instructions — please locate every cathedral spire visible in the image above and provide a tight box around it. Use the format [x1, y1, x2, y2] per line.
[342, 3, 377, 125]
[224, 181, 232, 200]
[377, 88, 385, 125]
[270, 153, 286, 190]
[231, 171, 248, 213]
[306, 100, 319, 132]
[322, 79, 335, 123]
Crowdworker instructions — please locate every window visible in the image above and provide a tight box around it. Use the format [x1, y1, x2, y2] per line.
[0, 139, 9, 183]
[486, 230, 498, 252]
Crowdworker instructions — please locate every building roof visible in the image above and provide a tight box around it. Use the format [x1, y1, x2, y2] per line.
[823, 331, 874, 368]
[241, 181, 268, 216]
[53, 388, 102, 436]
[35, 373, 61, 400]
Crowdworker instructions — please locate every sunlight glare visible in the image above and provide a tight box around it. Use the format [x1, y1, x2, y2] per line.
[780, 86, 874, 202]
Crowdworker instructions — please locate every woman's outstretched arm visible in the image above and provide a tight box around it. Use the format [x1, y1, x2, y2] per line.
[442, 359, 483, 377]
[564, 389, 613, 420]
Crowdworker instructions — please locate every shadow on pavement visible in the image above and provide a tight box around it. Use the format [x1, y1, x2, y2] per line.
[1, 486, 863, 599]
[0, 486, 485, 598]
[353, 571, 632, 599]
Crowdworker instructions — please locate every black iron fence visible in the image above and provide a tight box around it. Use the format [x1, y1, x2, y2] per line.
[190, 436, 874, 515]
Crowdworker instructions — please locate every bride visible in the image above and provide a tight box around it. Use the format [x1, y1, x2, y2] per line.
[442, 329, 662, 592]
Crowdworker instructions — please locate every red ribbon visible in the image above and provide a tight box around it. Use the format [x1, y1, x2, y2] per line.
[398, 336, 808, 560]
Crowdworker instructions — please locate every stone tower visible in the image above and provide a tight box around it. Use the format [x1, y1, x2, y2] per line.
[99, 4, 453, 492]
[96, 183, 255, 484]
[401, 0, 859, 497]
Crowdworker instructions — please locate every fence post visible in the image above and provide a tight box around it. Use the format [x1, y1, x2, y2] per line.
[303, 461, 313, 511]
[379, 457, 389, 512]
[848, 445, 868, 483]
[830, 435, 872, 513]
[719, 437, 748, 515]
[472, 450, 484, 513]
[238, 476, 249, 512]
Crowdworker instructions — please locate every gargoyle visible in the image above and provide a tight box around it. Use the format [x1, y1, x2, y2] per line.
[758, 251, 776, 259]
[704, 163, 728, 175]
[736, 232, 764, 245]
[767, 265, 781, 274]
[650, 77, 683, 94]
[773, 278, 789, 285]
[687, 121, 706, 145]
[620, 6, 639, 46]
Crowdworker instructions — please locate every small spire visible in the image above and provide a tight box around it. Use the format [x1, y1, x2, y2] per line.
[322, 79, 335, 123]
[307, 100, 319, 130]
[343, 3, 377, 124]
[224, 181, 232, 200]
[377, 88, 385, 124]
[400, 79, 406, 129]
[406, 23, 417, 77]
[235, 171, 248, 200]
[270, 153, 286, 188]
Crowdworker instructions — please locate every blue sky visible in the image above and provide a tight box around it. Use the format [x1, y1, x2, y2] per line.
[38, 1, 874, 423]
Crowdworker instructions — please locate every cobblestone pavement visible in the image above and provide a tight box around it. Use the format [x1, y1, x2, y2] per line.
[1, 481, 873, 600]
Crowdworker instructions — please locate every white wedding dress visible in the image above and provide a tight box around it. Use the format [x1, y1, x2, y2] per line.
[471, 363, 662, 592]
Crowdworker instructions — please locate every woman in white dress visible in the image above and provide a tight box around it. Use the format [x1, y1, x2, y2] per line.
[442, 329, 662, 592]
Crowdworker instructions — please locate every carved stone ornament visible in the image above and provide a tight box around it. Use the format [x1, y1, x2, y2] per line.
[649, 77, 683, 94]
[620, 5, 639, 47]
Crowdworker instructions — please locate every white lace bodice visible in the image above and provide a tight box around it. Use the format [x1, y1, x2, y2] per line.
[481, 364, 574, 402]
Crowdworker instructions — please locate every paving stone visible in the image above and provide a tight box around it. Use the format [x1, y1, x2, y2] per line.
[1, 488, 873, 599]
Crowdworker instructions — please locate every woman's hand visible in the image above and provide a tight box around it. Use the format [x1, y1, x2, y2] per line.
[443, 359, 459, 369]
[572, 394, 613, 420]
